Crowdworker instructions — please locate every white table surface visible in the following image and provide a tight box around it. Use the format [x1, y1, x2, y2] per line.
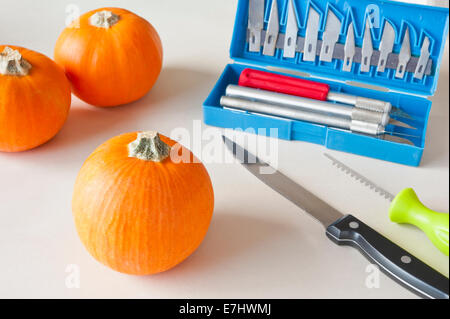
[0, 0, 448, 299]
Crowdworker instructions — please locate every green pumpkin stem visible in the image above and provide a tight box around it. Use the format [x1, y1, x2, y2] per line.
[128, 131, 171, 162]
[0, 47, 31, 76]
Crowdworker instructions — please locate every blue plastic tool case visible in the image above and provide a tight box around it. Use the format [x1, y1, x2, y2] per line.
[203, 0, 449, 166]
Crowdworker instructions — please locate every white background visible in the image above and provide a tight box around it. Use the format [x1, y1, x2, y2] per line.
[0, 0, 448, 298]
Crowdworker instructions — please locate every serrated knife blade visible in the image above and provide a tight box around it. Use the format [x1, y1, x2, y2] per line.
[324, 153, 395, 201]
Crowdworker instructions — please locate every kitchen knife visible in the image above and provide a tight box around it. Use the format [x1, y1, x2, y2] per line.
[222, 136, 449, 299]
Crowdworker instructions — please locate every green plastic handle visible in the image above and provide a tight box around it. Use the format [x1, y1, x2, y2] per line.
[389, 188, 449, 256]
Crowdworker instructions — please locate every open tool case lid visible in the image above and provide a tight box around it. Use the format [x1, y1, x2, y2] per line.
[230, 0, 449, 96]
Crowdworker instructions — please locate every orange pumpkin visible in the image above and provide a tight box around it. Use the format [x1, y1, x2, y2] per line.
[0, 45, 71, 152]
[72, 131, 214, 275]
[54, 8, 163, 107]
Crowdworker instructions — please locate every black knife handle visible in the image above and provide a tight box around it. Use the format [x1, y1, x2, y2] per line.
[326, 215, 449, 299]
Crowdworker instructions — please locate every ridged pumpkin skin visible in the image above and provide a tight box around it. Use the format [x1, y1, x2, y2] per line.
[54, 7, 163, 107]
[0, 45, 71, 152]
[72, 133, 214, 275]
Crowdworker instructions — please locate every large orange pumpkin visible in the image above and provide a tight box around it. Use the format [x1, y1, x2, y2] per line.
[72, 131, 214, 275]
[0, 45, 71, 152]
[54, 8, 163, 107]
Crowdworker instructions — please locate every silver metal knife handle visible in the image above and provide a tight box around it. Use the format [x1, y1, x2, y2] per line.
[327, 92, 393, 114]
[226, 85, 389, 126]
[220, 96, 384, 136]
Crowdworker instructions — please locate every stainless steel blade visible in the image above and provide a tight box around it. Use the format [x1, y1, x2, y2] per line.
[388, 118, 416, 129]
[283, 0, 299, 58]
[377, 21, 396, 73]
[361, 19, 374, 73]
[414, 37, 431, 80]
[248, 0, 265, 52]
[303, 6, 320, 61]
[263, 0, 279, 56]
[395, 27, 411, 79]
[342, 22, 355, 72]
[319, 10, 341, 62]
[223, 136, 344, 228]
[324, 154, 396, 201]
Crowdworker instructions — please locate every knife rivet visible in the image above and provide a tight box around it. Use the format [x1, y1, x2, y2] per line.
[349, 221, 359, 229]
[401, 256, 412, 264]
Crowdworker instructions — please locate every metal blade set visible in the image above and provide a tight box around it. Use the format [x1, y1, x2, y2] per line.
[219, 68, 418, 145]
[248, 0, 433, 80]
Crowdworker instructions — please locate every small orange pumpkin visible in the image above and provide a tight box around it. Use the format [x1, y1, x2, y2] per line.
[0, 45, 71, 152]
[54, 8, 163, 107]
[72, 131, 214, 275]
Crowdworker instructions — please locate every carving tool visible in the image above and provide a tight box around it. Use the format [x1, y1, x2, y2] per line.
[361, 19, 374, 73]
[414, 36, 431, 80]
[220, 96, 418, 145]
[248, 0, 265, 52]
[238, 68, 414, 120]
[225, 85, 415, 129]
[319, 10, 341, 62]
[283, 0, 298, 58]
[396, 27, 412, 79]
[303, 6, 320, 61]
[377, 21, 396, 73]
[324, 153, 449, 257]
[342, 22, 355, 72]
[223, 136, 449, 299]
[262, 0, 279, 56]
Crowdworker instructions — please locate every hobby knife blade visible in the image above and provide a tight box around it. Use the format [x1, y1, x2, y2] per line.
[360, 19, 374, 73]
[414, 36, 431, 80]
[283, 0, 299, 58]
[342, 22, 355, 72]
[303, 6, 320, 61]
[319, 10, 341, 62]
[396, 27, 412, 79]
[377, 21, 396, 73]
[248, 0, 265, 52]
[263, 0, 279, 56]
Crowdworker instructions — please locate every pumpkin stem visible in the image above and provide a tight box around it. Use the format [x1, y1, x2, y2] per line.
[90, 10, 120, 28]
[128, 131, 171, 162]
[0, 47, 32, 76]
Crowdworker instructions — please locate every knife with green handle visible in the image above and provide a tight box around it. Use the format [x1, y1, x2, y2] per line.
[390, 188, 449, 256]
[223, 136, 449, 299]
[325, 154, 449, 256]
